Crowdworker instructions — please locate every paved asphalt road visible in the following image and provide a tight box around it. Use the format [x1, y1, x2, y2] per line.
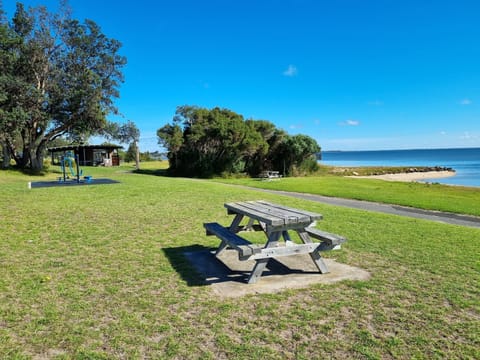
[245, 188, 480, 229]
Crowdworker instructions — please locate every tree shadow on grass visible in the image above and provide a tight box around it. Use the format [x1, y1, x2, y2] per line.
[134, 168, 170, 177]
[1, 166, 51, 177]
[134, 168, 213, 179]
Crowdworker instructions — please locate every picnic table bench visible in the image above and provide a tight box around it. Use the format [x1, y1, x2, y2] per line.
[204, 200, 347, 284]
[259, 170, 281, 180]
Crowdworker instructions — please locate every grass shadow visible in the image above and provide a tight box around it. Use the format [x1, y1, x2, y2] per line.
[1, 166, 51, 177]
[134, 168, 215, 179]
[134, 168, 170, 177]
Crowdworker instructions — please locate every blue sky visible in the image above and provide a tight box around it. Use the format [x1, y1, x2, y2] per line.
[4, 0, 480, 151]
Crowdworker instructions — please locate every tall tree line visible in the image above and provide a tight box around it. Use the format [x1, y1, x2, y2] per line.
[158, 105, 320, 177]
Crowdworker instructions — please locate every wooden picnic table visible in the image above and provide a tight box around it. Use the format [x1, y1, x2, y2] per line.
[259, 170, 281, 180]
[204, 200, 346, 284]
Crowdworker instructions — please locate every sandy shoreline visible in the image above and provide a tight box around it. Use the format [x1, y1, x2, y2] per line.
[349, 170, 456, 182]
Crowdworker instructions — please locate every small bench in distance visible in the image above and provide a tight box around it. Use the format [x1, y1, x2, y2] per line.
[259, 170, 281, 180]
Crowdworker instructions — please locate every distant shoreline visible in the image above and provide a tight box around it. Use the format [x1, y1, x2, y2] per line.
[348, 170, 456, 182]
[320, 147, 480, 187]
[322, 146, 480, 153]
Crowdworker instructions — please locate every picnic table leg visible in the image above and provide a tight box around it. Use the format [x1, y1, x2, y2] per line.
[216, 214, 244, 256]
[229, 214, 244, 232]
[244, 218, 255, 231]
[297, 229, 329, 273]
[247, 231, 281, 284]
[282, 230, 295, 246]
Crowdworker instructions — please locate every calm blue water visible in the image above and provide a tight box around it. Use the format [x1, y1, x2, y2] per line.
[320, 148, 480, 187]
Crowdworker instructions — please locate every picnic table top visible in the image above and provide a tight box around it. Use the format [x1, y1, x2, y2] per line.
[224, 200, 323, 228]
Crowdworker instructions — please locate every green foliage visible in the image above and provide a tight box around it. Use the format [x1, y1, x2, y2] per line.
[157, 105, 321, 177]
[103, 120, 141, 168]
[103, 120, 140, 144]
[157, 122, 183, 169]
[0, 2, 126, 171]
[124, 142, 137, 162]
[139, 151, 153, 162]
[121, 147, 152, 163]
[158, 105, 264, 177]
[243, 120, 285, 176]
[271, 134, 321, 175]
[293, 156, 320, 175]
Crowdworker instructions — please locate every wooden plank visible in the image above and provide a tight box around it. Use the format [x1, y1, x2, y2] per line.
[304, 227, 347, 246]
[243, 201, 311, 225]
[256, 200, 323, 222]
[204, 222, 261, 258]
[248, 243, 320, 260]
[234, 201, 290, 224]
[225, 201, 322, 229]
[225, 202, 285, 226]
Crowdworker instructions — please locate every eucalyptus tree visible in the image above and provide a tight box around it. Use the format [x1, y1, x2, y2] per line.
[0, 2, 126, 171]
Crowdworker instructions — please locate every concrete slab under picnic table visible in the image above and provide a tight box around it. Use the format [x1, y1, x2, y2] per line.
[183, 248, 370, 298]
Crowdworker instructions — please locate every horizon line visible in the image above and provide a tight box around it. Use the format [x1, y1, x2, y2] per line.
[322, 146, 480, 152]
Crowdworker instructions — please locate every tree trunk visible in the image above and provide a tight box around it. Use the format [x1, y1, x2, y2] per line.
[30, 151, 44, 172]
[28, 141, 46, 172]
[134, 140, 140, 170]
[1, 142, 11, 169]
[14, 142, 30, 169]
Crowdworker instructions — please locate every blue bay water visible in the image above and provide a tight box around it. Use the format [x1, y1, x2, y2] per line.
[319, 148, 480, 187]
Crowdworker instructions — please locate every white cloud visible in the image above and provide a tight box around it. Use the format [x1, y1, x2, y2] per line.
[460, 131, 477, 140]
[340, 119, 360, 126]
[289, 124, 303, 129]
[320, 131, 480, 151]
[283, 64, 298, 77]
[459, 99, 472, 105]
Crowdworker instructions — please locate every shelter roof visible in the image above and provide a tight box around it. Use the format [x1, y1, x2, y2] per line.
[48, 144, 123, 152]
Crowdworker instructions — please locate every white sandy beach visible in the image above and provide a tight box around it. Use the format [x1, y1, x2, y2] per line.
[350, 170, 456, 182]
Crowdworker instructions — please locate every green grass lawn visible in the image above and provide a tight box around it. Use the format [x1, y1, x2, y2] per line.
[213, 175, 480, 217]
[1, 165, 479, 359]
